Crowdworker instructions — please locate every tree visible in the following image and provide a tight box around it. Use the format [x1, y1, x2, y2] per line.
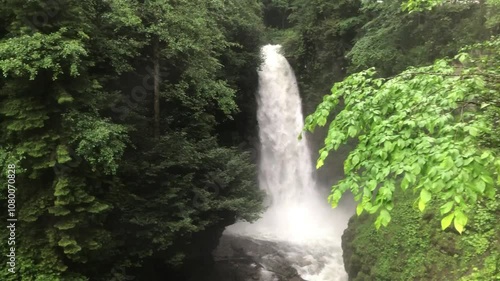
[305, 38, 500, 233]
[262, 0, 293, 29]
[0, 1, 138, 279]
[0, 0, 264, 280]
[347, 0, 490, 77]
[286, 0, 363, 113]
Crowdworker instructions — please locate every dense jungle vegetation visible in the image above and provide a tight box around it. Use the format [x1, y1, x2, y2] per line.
[0, 1, 265, 280]
[0, 0, 499, 280]
[290, 0, 500, 280]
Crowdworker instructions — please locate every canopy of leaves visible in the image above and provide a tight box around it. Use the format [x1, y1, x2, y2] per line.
[0, 0, 264, 280]
[347, 0, 490, 77]
[285, 0, 364, 113]
[305, 38, 500, 233]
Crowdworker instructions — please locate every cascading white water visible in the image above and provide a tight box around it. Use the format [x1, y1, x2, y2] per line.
[225, 45, 353, 281]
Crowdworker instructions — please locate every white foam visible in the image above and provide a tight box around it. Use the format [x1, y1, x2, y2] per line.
[225, 45, 352, 281]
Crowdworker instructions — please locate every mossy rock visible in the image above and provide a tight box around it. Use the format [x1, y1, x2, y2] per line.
[342, 191, 500, 281]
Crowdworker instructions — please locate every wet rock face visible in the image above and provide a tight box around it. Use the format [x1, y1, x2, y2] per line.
[340, 216, 359, 280]
[191, 234, 306, 281]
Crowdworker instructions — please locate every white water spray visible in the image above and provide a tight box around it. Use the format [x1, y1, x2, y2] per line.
[225, 45, 353, 281]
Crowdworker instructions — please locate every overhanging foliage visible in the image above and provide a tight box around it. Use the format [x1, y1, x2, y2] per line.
[305, 38, 500, 233]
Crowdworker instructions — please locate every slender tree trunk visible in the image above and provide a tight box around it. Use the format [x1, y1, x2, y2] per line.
[153, 37, 160, 139]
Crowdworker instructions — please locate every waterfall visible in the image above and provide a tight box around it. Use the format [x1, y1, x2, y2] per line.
[225, 45, 352, 281]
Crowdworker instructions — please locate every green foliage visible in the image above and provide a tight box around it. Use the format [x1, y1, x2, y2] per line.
[486, 0, 500, 31]
[305, 38, 500, 233]
[271, 0, 500, 279]
[285, 0, 363, 113]
[0, 0, 264, 280]
[0, 28, 88, 79]
[343, 190, 500, 281]
[262, 0, 293, 29]
[402, 0, 445, 12]
[285, 0, 498, 192]
[63, 112, 128, 175]
[347, 0, 491, 77]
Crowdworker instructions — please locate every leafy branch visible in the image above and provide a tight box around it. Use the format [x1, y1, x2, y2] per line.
[305, 39, 500, 233]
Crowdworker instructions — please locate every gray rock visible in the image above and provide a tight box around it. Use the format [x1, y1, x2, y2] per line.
[193, 234, 306, 281]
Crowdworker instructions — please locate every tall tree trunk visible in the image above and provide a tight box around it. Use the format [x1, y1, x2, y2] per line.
[153, 37, 160, 139]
